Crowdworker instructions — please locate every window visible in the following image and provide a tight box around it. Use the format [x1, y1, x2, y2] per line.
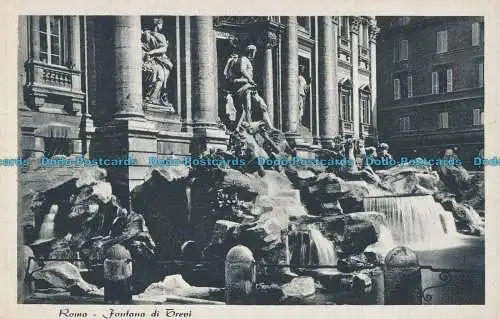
[394, 78, 401, 100]
[432, 67, 453, 94]
[393, 40, 408, 62]
[407, 76, 413, 98]
[297, 16, 311, 33]
[340, 88, 353, 121]
[360, 23, 369, 47]
[400, 116, 410, 132]
[447, 68, 453, 92]
[473, 108, 484, 126]
[39, 16, 65, 65]
[472, 22, 484, 46]
[476, 61, 484, 87]
[360, 93, 371, 124]
[437, 30, 448, 54]
[438, 112, 449, 129]
[399, 17, 411, 25]
[340, 17, 350, 39]
[400, 40, 408, 61]
[44, 138, 71, 158]
[432, 71, 438, 94]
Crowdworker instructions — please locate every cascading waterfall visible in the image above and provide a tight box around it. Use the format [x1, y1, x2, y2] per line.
[363, 195, 459, 250]
[308, 225, 337, 265]
[365, 223, 396, 256]
[439, 210, 458, 236]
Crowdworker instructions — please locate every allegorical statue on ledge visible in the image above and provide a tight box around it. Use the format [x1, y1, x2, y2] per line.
[223, 44, 275, 130]
[142, 17, 174, 111]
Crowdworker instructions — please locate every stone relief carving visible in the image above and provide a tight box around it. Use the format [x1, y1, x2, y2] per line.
[350, 16, 362, 33]
[142, 17, 175, 111]
[214, 16, 271, 26]
[264, 31, 279, 49]
[369, 24, 381, 42]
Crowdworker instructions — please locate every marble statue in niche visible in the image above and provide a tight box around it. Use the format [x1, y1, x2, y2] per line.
[223, 44, 275, 130]
[298, 64, 310, 121]
[142, 17, 174, 111]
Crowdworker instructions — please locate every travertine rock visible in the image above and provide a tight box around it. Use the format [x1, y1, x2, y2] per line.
[31, 261, 98, 294]
[138, 274, 223, 299]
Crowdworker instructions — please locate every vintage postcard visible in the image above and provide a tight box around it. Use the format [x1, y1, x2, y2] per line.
[1, 0, 498, 318]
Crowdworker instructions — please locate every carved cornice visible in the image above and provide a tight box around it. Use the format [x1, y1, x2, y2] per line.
[214, 16, 268, 25]
[369, 25, 380, 42]
[350, 16, 362, 34]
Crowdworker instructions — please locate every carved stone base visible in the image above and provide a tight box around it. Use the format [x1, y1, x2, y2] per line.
[143, 102, 175, 114]
[143, 102, 182, 132]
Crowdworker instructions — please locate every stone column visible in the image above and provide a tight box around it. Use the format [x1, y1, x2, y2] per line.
[70, 16, 82, 72]
[111, 16, 144, 119]
[281, 16, 300, 135]
[262, 32, 278, 125]
[70, 16, 83, 114]
[190, 16, 227, 152]
[191, 16, 217, 128]
[30, 16, 40, 60]
[351, 17, 361, 139]
[317, 16, 338, 148]
[91, 16, 156, 209]
[182, 16, 193, 131]
[369, 21, 379, 139]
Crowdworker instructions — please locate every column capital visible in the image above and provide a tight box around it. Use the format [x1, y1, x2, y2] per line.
[264, 31, 279, 49]
[350, 16, 362, 34]
[332, 16, 339, 25]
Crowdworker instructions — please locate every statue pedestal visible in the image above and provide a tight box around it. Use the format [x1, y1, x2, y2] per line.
[90, 118, 158, 207]
[143, 103, 182, 132]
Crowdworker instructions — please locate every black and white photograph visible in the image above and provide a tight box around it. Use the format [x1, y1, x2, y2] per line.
[16, 15, 485, 306]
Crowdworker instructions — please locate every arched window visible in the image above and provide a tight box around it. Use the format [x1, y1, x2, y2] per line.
[359, 84, 372, 125]
[339, 78, 353, 122]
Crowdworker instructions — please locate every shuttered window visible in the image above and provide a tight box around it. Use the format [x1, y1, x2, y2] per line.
[407, 76, 413, 98]
[438, 112, 449, 129]
[437, 30, 448, 53]
[394, 78, 401, 100]
[432, 72, 439, 94]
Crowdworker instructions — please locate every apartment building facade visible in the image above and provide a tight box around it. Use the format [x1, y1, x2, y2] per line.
[376, 16, 484, 167]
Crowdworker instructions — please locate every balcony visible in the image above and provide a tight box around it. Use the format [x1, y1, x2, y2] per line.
[337, 37, 352, 67]
[359, 45, 370, 59]
[340, 120, 355, 134]
[360, 123, 375, 137]
[24, 60, 84, 114]
[338, 37, 351, 52]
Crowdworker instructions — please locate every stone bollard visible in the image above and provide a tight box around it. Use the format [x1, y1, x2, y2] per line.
[19, 245, 36, 302]
[103, 244, 133, 304]
[384, 246, 422, 305]
[358, 267, 385, 305]
[225, 245, 256, 304]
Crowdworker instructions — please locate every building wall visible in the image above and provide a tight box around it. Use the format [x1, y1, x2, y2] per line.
[19, 16, 89, 160]
[377, 16, 484, 167]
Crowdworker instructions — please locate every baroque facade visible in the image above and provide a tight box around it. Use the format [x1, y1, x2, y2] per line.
[18, 16, 379, 203]
[376, 17, 484, 168]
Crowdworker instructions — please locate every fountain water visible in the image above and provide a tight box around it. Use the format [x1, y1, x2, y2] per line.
[439, 211, 458, 236]
[32, 204, 58, 245]
[365, 223, 396, 257]
[363, 195, 459, 250]
[308, 225, 337, 266]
